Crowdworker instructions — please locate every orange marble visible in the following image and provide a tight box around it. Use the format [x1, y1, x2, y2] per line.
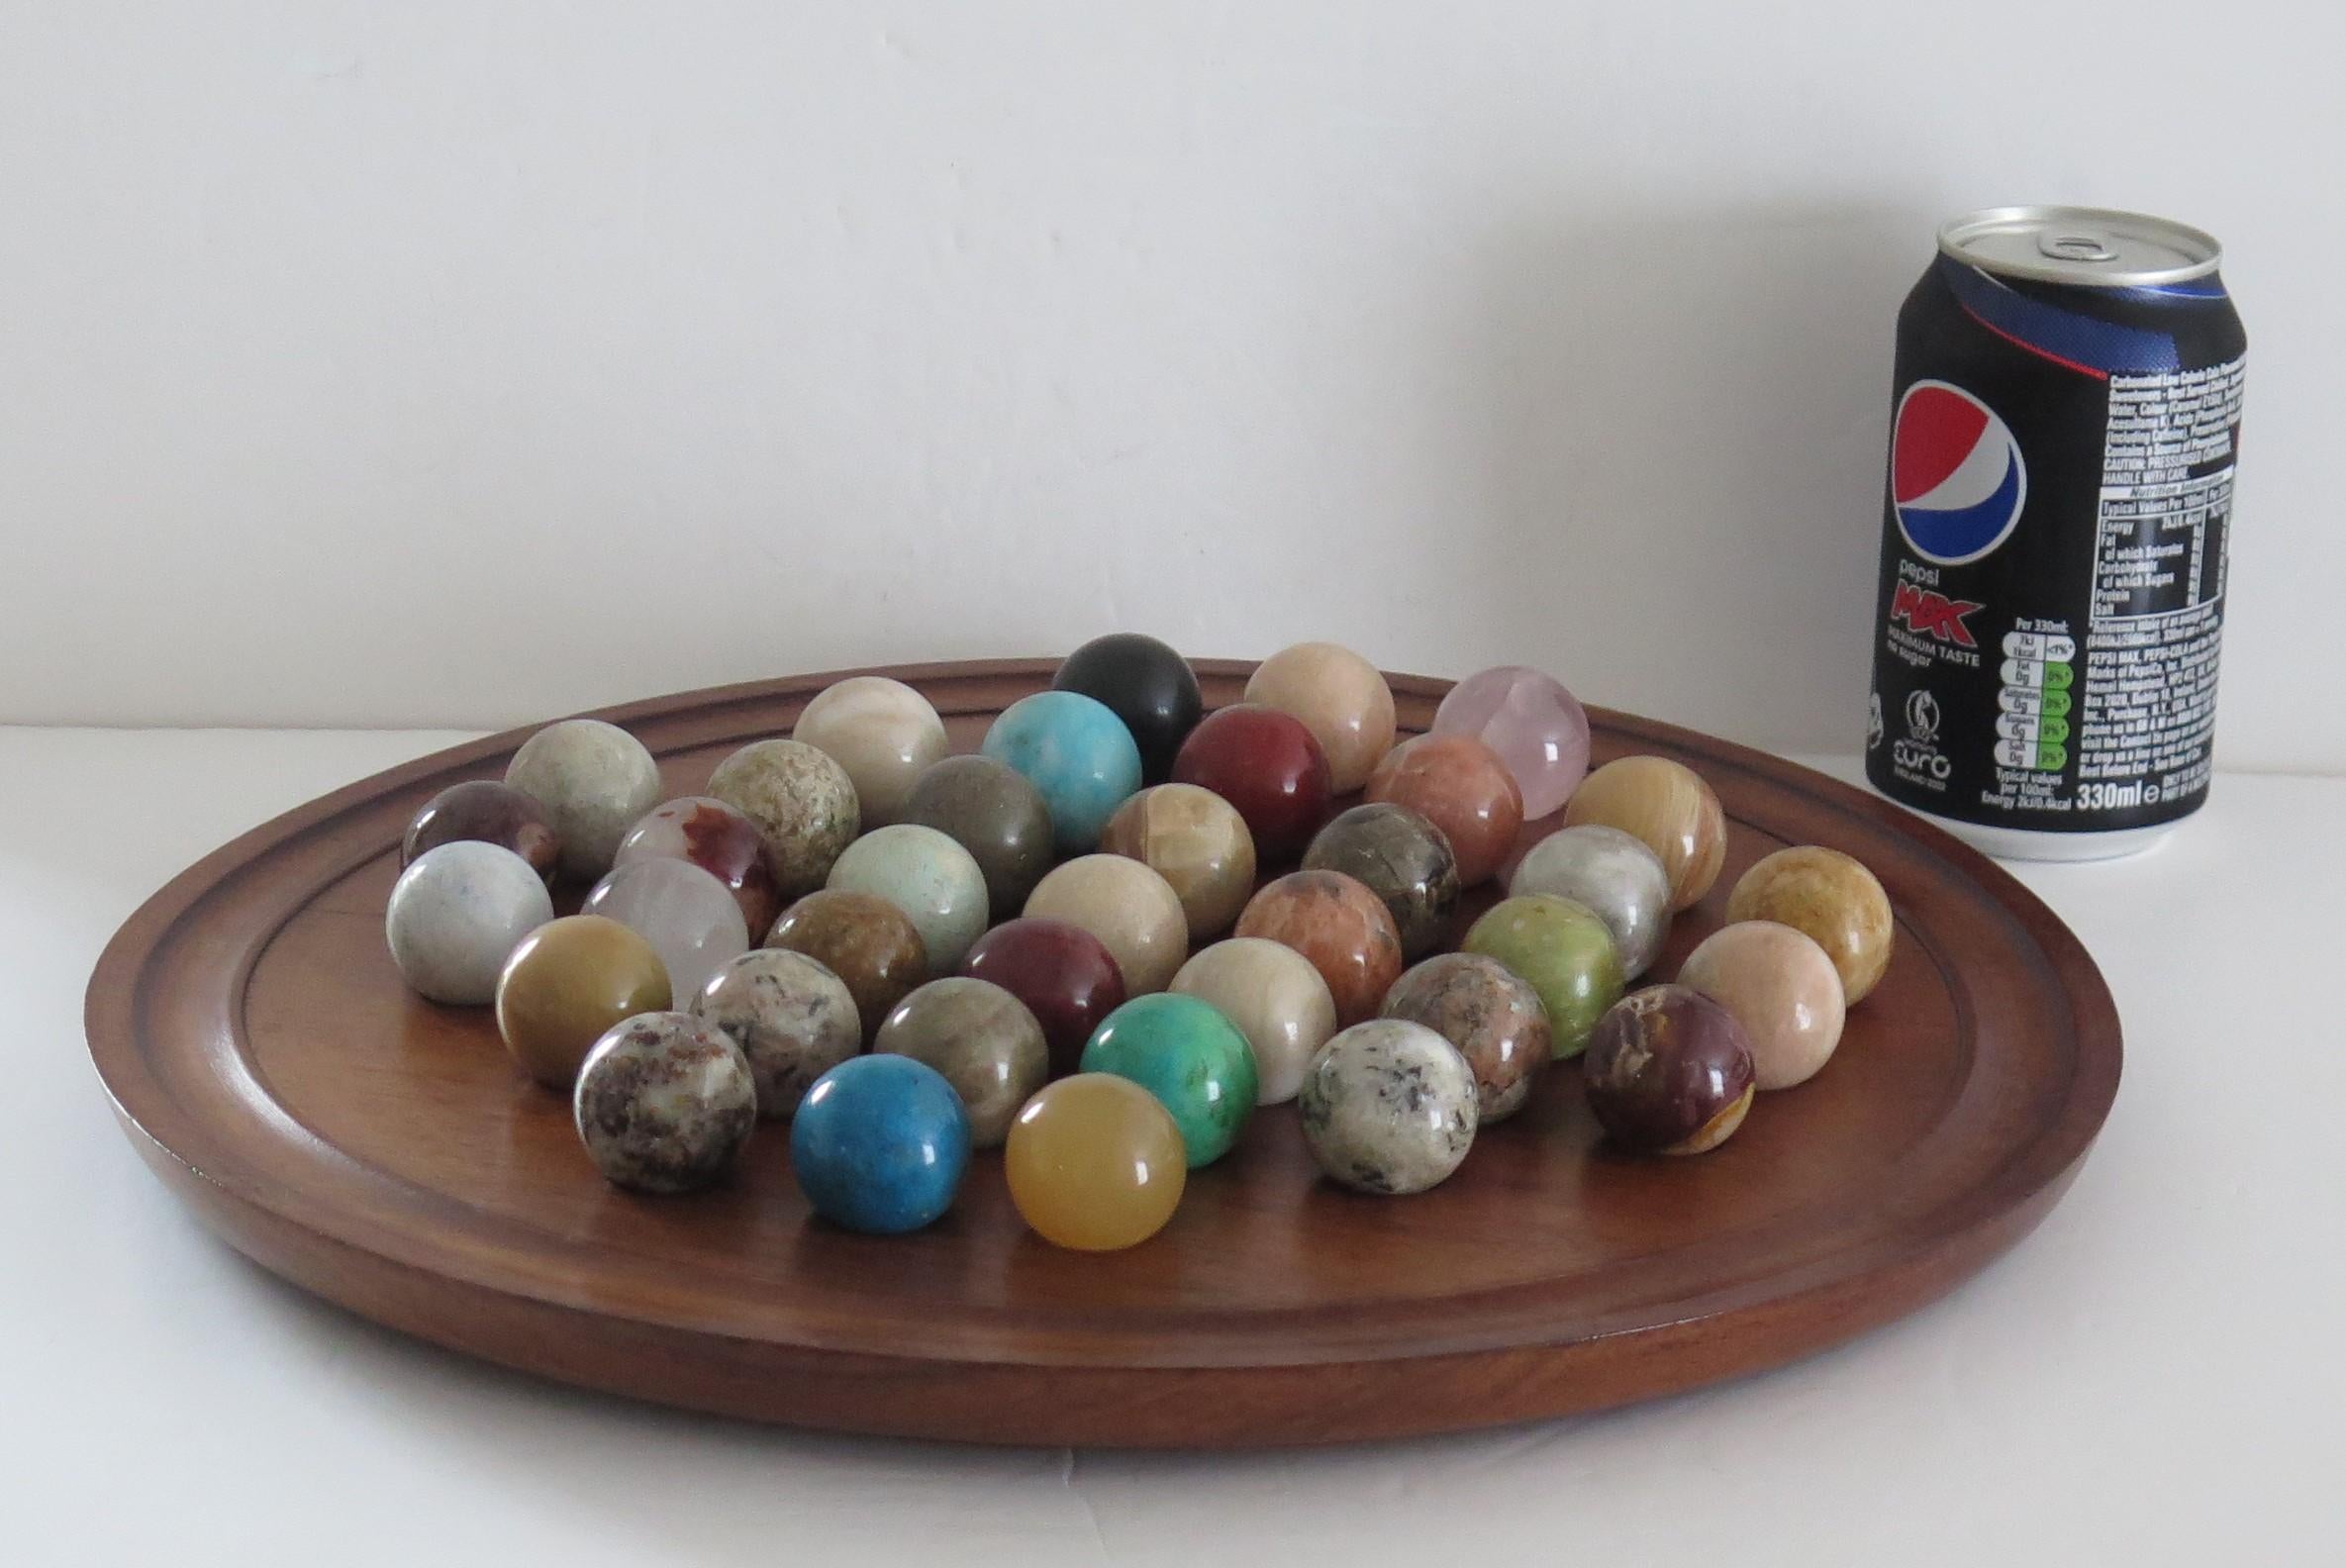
[1363, 734, 1524, 886]
[1234, 869, 1405, 1027]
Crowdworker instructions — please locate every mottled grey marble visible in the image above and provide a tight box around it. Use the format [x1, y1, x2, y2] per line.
[572, 1012, 756, 1193]
[384, 840, 552, 1004]
[1508, 824, 1673, 979]
[504, 719, 663, 883]
[690, 947, 862, 1120]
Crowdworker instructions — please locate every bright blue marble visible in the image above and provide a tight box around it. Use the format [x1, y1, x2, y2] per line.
[789, 1055, 971, 1234]
[979, 691, 1144, 855]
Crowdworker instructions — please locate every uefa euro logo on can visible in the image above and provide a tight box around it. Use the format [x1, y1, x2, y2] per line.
[1864, 206, 2247, 861]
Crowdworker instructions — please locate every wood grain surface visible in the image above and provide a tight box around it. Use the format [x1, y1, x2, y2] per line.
[84, 660, 2121, 1446]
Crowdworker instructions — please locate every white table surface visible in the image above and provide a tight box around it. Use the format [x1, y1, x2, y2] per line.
[7, 727, 2339, 1565]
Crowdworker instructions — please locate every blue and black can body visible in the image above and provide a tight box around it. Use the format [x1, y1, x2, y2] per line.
[1865, 207, 2247, 860]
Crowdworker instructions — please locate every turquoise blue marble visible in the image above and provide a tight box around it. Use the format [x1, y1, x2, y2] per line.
[789, 1054, 971, 1233]
[980, 691, 1144, 855]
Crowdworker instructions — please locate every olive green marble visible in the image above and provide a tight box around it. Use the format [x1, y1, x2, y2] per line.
[1460, 893, 1623, 1059]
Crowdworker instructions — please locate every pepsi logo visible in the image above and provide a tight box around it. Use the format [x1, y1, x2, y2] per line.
[1892, 380, 2027, 565]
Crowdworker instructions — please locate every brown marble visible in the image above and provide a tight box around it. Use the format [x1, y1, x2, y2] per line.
[1583, 985, 1755, 1156]
[1099, 783, 1258, 940]
[1303, 802, 1460, 961]
[1379, 952, 1550, 1122]
[706, 738, 860, 900]
[764, 889, 928, 1042]
[1234, 869, 1405, 1028]
[901, 754, 1055, 916]
[1725, 845, 1895, 1004]
[1561, 755, 1727, 912]
[402, 779, 561, 884]
[1363, 734, 1524, 886]
[493, 915, 673, 1090]
[572, 1011, 756, 1194]
[872, 977, 1049, 1148]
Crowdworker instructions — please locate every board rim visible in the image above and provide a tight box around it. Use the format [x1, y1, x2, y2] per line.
[85, 659, 2122, 1445]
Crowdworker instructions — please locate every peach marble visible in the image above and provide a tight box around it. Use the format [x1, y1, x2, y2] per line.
[1363, 734, 1524, 887]
[1678, 920, 1847, 1090]
[1243, 641, 1397, 794]
[1234, 869, 1405, 1027]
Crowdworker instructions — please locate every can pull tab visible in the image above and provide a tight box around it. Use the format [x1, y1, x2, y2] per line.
[2039, 231, 2118, 264]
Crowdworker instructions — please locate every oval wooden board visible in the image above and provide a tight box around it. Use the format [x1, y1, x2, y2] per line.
[86, 660, 2120, 1447]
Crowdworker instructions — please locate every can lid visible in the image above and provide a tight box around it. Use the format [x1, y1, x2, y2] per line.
[1939, 205, 2221, 287]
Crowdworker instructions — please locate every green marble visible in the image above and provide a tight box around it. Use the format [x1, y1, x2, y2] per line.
[1461, 894, 1624, 1059]
[1078, 993, 1259, 1167]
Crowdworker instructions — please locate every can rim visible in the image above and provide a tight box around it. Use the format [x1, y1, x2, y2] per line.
[1938, 205, 2222, 288]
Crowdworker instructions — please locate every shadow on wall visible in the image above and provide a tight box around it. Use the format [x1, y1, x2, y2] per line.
[1446, 202, 1922, 755]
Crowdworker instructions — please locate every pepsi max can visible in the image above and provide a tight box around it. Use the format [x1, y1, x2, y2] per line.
[1865, 206, 2246, 860]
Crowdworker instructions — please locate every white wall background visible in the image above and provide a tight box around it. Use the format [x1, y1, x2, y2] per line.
[3, 2, 2336, 768]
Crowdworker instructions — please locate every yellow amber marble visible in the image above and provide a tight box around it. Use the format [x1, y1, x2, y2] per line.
[1005, 1073, 1187, 1251]
[495, 915, 672, 1089]
[1725, 845, 1895, 1004]
[1561, 755, 1726, 912]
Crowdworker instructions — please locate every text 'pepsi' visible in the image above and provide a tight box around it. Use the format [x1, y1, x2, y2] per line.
[1864, 206, 2246, 861]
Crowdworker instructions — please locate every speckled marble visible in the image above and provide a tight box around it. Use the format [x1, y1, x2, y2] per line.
[504, 719, 663, 882]
[1298, 1019, 1479, 1195]
[1678, 920, 1846, 1090]
[1233, 869, 1405, 1027]
[1562, 755, 1727, 913]
[384, 840, 553, 1005]
[582, 856, 750, 1001]
[1023, 853, 1189, 995]
[705, 738, 861, 900]
[901, 754, 1055, 915]
[1302, 802, 1460, 961]
[1725, 844, 1895, 1004]
[873, 977, 1049, 1148]
[402, 780, 560, 885]
[1171, 937, 1337, 1106]
[1243, 640, 1397, 794]
[1430, 665, 1592, 819]
[690, 947, 862, 1120]
[614, 795, 782, 936]
[764, 889, 929, 1041]
[1099, 782, 1258, 940]
[1379, 952, 1550, 1123]
[1509, 824, 1673, 979]
[1583, 984, 1755, 1155]
[572, 1011, 757, 1194]
[792, 676, 948, 827]
[825, 823, 990, 975]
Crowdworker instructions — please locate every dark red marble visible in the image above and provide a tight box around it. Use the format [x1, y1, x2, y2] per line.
[1584, 985, 1756, 1156]
[1168, 703, 1332, 864]
[401, 779, 561, 884]
[960, 917, 1129, 1078]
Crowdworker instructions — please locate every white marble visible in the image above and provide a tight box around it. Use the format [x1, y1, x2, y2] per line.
[382, 840, 552, 1004]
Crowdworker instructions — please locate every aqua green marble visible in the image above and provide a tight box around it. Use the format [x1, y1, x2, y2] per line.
[1460, 894, 1624, 1059]
[1078, 993, 1258, 1167]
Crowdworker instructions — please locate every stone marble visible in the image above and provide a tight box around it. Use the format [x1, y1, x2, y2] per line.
[1170, 937, 1337, 1106]
[900, 754, 1054, 915]
[690, 947, 862, 1120]
[1023, 854, 1189, 996]
[504, 719, 663, 883]
[1430, 665, 1592, 819]
[705, 738, 861, 900]
[1242, 640, 1397, 793]
[1078, 993, 1258, 1167]
[1725, 845, 1895, 1004]
[1584, 984, 1755, 1155]
[1460, 893, 1623, 1058]
[1233, 869, 1405, 1028]
[824, 823, 990, 975]
[873, 977, 1049, 1148]
[764, 889, 929, 1040]
[1167, 703, 1332, 864]
[1561, 755, 1727, 913]
[959, 917, 1129, 1077]
[1302, 802, 1460, 961]
[789, 1054, 970, 1234]
[384, 840, 553, 1005]
[582, 856, 750, 1001]
[1099, 783, 1258, 940]
[1509, 824, 1673, 979]
[791, 675, 948, 827]
[1363, 734, 1524, 887]
[1052, 633, 1203, 784]
[979, 690, 1144, 855]
[1678, 920, 1846, 1090]
[401, 779, 560, 885]
[614, 795, 782, 936]
[495, 915, 673, 1089]
[572, 1011, 756, 1194]
[1006, 1074, 1187, 1251]
[1379, 952, 1550, 1123]
[1298, 1019, 1480, 1196]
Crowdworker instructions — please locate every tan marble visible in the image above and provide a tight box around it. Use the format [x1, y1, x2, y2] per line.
[792, 676, 948, 827]
[1725, 845, 1895, 1004]
[706, 738, 861, 899]
[1172, 937, 1338, 1106]
[1244, 640, 1397, 793]
[1560, 755, 1726, 912]
[1099, 783, 1258, 940]
[1023, 853, 1189, 995]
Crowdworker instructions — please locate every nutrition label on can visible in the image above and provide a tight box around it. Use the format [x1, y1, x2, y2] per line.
[2075, 358, 2245, 810]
